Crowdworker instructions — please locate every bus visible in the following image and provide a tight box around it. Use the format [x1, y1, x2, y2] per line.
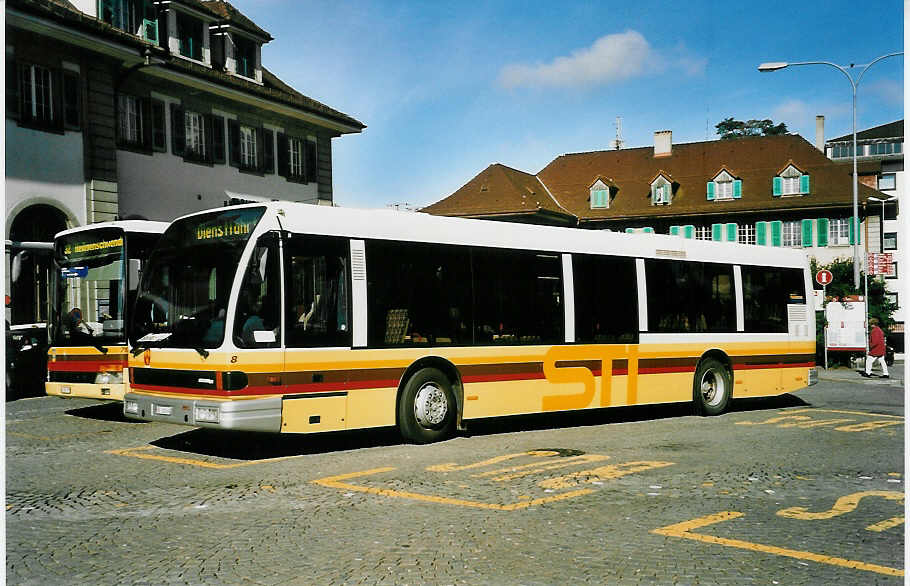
[46, 220, 168, 401]
[124, 203, 817, 443]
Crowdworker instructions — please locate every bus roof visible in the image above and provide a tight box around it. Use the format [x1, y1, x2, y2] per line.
[54, 220, 169, 240]
[173, 202, 810, 269]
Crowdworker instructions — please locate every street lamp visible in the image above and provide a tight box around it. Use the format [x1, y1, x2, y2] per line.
[758, 53, 903, 290]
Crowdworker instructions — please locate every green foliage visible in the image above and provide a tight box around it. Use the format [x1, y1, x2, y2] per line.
[716, 117, 789, 139]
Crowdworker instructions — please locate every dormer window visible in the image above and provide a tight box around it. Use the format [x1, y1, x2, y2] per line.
[177, 12, 205, 61]
[707, 170, 742, 201]
[651, 175, 672, 205]
[773, 164, 810, 197]
[233, 35, 257, 78]
[589, 178, 611, 209]
[98, 0, 158, 42]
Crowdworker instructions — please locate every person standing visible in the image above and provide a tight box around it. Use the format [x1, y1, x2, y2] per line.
[863, 318, 889, 378]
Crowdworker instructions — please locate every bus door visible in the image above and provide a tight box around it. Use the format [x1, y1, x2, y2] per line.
[280, 234, 353, 433]
[232, 232, 285, 395]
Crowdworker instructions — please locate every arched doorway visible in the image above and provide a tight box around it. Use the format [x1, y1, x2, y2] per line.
[8, 204, 67, 324]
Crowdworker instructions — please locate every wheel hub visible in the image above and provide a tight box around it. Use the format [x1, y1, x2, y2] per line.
[413, 382, 448, 427]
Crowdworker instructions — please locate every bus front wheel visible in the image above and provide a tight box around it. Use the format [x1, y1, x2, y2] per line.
[398, 368, 456, 444]
[693, 358, 731, 416]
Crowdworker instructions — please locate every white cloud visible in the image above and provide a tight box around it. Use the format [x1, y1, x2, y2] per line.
[499, 30, 660, 89]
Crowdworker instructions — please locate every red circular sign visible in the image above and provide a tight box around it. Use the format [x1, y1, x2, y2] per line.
[816, 269, 833, 286]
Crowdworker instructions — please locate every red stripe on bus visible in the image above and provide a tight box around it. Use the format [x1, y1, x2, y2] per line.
[47, 361, 124, 372]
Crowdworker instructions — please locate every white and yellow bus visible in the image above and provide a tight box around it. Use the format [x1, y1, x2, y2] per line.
[124, 203, 817, 443]
[46, 221, 168, 401]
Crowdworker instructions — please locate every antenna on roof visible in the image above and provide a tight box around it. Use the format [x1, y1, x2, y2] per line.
[610, 117, 625, 150]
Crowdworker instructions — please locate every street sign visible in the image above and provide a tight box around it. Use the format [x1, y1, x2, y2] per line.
[867, 253, 894, 276]
[815, 269, 833, 286]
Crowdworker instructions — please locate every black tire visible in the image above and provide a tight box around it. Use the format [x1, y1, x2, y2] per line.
[693, 358, 731, 416]
[397, 367, 456, 444]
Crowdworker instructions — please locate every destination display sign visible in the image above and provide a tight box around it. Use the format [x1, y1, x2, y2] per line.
[176, 207, 265, 245]
[57, 229, 124, 262]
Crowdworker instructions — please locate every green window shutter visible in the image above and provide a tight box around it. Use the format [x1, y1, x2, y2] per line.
[706, 181, 715, 200]
[726, 223, 737, 242]
[733, 179, 742, 198]
[756, 221, 768, 246]
[801, 219, 813, 247]
[643, 227, 654, 234]
[772, 177, 782, 197]
[711, 223, 722, 241]
[848, 216, 856, 245]
[771, 220, 783, 246]
[800, 174, 810, 194]
[670, 225, 680, 236]
[625, 228, 635, 234]
[817, 218, 829, 247]
[143, 19, 158, 43]
[683, 225, 695, 239]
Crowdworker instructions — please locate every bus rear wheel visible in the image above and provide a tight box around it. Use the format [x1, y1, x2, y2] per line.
[693, 358, 731, 416]
[398, 368, 456, 444]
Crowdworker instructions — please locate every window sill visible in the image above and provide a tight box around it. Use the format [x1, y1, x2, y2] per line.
[285, 174, 309, 185]
[14, 119, 66, 135]
[175, 54, 211, 68]
[238, 166, 265, 177]
[117, 142, 154, 156]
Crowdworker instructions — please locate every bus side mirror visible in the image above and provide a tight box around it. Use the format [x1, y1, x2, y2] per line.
[128, 259, 141, 291]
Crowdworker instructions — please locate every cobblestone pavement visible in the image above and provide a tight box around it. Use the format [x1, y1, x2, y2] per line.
[5, 372, 904, 585]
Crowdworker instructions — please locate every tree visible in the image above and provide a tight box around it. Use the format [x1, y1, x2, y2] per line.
[715, 117, 789, 139]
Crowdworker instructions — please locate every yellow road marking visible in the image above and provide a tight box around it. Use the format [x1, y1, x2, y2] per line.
[777, 491, 904, 520]
[312, 467, 595, 510]
[653, 511, 904, 577]
[427, 450, 559, 472]
[540, 461, 675, 490]
[473, 454, 611, 482]
[106, 446, 300, 469]
[867, 517, 905, 532]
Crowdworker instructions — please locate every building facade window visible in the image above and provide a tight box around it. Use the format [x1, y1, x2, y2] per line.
[694, 226, 711, 241]
[233, 35, 256, 78]
[782, 220, 802, 247]
[651, 177, 671, 205]
[20, 63, 54, 124]
[177, 12, 204, 61]
[185, 110, 207, 159]
[879, 173, 896, 190]
[118, 94, 143, 144]
[884, 232, 897, 250]
[738, 223, 756, 245]
[829, 218, 851, 246]
[288, 137, 304, 177]
[870, 142, 902, 155]
[590, 179, 609, 209]
[774, 165, 809, 196]
[240, 125, 257, 168]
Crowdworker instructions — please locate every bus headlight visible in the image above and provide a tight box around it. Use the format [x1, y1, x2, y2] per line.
[95, 371, 124, 385]
[194, 406, 219, 423]
[124, 400, 139, 414]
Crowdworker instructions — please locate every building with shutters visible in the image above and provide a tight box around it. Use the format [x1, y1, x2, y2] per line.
[423, 129, 890, 306]
[5, 0, 365, 325]
[825, 120, 904, 329]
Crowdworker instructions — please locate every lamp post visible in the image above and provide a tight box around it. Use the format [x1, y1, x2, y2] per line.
[758, 53, 903, 290]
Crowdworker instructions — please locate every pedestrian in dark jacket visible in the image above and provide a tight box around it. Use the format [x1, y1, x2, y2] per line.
[863, 318, 889, 378]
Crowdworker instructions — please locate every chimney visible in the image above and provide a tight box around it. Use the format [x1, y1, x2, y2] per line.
[816, 115, 825, 151]
[654, 130, 672, 157]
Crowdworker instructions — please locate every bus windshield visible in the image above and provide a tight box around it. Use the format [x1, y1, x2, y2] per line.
[52, 227, 127, 346]
[130, 207, 266, 350]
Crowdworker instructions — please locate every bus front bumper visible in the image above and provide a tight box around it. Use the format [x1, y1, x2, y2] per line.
[123, 392, 282, 433]
[46, 382, 126, 401]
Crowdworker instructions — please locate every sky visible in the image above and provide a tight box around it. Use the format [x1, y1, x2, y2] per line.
[230, 0, 904, 210]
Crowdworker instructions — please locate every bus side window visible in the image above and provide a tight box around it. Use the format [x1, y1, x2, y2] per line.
[234, 235, 281, 348]
[284, 235, 351, 348]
